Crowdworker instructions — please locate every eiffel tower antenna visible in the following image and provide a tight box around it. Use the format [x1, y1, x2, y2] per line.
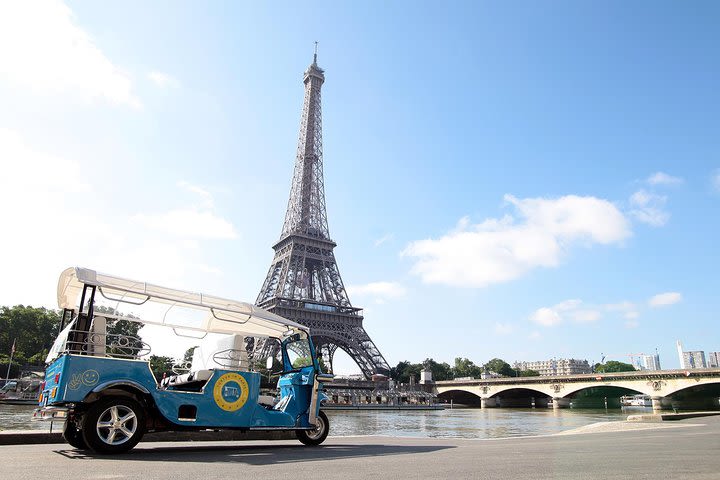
[256, 51, 390, 378]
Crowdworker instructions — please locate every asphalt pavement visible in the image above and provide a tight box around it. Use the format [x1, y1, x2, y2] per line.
[1, 417, 719, 480]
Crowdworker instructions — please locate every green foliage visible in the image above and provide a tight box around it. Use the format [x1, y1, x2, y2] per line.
[453, 357, 483, 378]
[183, 347, 197, 364]
[390, 360, 423, 383]
[391, 357, 480, 382]
[422, 358, 453, 381]
[149, 355, 176, 380]
[94, 306, 141, 337]
[483, 358, 515, 377]
[317, 356, 328, 373]
[517, 369, 540, 377]
[0, 305, 61, 369]
[291, 356, 314, 368]
[594, 360, 636, 373]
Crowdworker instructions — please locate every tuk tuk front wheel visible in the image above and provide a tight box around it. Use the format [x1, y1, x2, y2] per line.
[81, 396, 146, 454]
[297, 410, 329, 446]
[62, 420, 87, 450]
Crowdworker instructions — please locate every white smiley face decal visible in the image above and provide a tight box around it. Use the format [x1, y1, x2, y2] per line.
[81, 370, 100, 386]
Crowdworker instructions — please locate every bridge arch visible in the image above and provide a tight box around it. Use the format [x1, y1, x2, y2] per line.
[561, 385, 646, 409]
[489, 387, 552, 408]
[561, 383, 650, 398]
[663, 381, 720, 410]
[437, 389, 482, 407]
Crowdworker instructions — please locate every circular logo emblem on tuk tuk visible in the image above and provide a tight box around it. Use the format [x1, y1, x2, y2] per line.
[213, 373, 249, 412]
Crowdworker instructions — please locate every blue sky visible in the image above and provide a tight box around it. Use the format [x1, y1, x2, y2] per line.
[0, 1, 718, 373]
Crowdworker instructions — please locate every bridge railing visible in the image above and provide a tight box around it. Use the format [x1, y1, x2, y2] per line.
[435, 368, 720, 386]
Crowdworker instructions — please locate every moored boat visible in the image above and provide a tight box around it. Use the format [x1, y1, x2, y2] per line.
[0, 378, 41, 405]
[620, 394, 652, 407]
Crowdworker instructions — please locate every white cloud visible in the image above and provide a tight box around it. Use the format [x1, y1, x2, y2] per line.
[648, 292, 682, 307]
[530, 307, 562, 327]
[403, 194, 630, 288]
[494, 323, 515, 335]
[554, 299, 582, 312]
[348, 282, 406, 301]
[570, 310, 602, 323]
[712, 169, 720, 192]
[0, 0, 141, 108]
[374, 233, 394, 247]
[148, 71, 180, 89]
[132, 181, 237, 239]
[604, 301, 639, 319]
[628, 190, 669, 227]
[132, 208, 237, 239]
[0, 128, 90, 193]
[647, 172, 683, 186]
[604, 301, 635, 312]
[624, 319, 640, 329]
[0, 130, 241, 309]
[177, 180, 214, 208]
[528, 331, 542, 340]
[530, 299, 602, 327]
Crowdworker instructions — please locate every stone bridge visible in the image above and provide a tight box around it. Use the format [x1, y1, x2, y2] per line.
[434, 368, 720, 410]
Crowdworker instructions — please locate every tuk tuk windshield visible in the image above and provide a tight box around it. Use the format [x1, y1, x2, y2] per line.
[284, 335, 314, 369]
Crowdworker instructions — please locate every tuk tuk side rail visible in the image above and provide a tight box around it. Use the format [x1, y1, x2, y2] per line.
[64, 329, 151, 360]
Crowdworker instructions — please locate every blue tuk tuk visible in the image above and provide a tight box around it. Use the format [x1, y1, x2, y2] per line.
[33, 267, 333, 454]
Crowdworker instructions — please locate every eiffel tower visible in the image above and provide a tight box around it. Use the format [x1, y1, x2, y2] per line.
[256, 51, 390, 378]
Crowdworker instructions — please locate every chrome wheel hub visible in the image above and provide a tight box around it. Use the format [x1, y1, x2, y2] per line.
[96, 405, 137, 445]
[306, 415, 326, 440]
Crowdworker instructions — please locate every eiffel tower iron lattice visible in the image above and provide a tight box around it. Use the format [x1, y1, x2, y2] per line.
[256, 52, 390, 378]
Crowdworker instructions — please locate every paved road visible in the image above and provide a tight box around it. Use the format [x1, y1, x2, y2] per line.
[1, 418, 719, 480]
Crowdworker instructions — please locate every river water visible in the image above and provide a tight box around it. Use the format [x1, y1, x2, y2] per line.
[1, 404, 646, 438]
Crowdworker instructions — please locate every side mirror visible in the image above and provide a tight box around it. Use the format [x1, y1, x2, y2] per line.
[266, 356, 274, 370]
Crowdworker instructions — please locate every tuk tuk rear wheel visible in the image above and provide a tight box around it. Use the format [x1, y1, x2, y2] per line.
[297, 410, 329, 446]
[62, 420, 87, 450]
[81, 396, 146, 454]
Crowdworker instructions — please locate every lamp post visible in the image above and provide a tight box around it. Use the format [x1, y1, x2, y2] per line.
[5, 339, 16, 381]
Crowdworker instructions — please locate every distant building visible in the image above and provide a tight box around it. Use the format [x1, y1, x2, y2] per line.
[641, 354, 661, 371]
[708, 352, 720, 368]
[631, 356, 644, 370]
[682, 351, 707, 369]
[677, 341, 707, 369]
[677, 340, 685, 368]
[513, 358, 591, 376]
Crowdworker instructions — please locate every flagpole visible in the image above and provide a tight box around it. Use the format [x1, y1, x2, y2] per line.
[5, 339, 15, 380]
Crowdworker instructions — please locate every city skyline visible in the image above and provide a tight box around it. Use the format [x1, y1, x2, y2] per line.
[0, 1, 719, 373]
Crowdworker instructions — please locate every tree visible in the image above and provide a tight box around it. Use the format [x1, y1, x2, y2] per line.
[483, 358, 515, 377]
[94, 306, 141, 337]
[390, 361, 422, 383]
[422, 358, 453, 381]
[453, 357, 482, 378]
[595, 360, 636, 373]
[0, 305, 61, 375]
[182, 347, 197, 364]
[149, 355, 176, 380]
[517, 369, 540, 377]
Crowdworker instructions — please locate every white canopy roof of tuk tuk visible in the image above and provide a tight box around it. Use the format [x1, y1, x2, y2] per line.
[57, 267, 308, 338]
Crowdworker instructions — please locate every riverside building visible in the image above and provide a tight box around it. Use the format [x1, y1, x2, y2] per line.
[513, 358, 591, 376]
[708, 352, 720, 368]
[683, 351, 707, 369]
[640, 353, 661, 370]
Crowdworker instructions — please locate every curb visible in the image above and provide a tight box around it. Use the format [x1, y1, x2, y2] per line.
[0, 429, 296, 446]
[627, 411, 720, 423]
